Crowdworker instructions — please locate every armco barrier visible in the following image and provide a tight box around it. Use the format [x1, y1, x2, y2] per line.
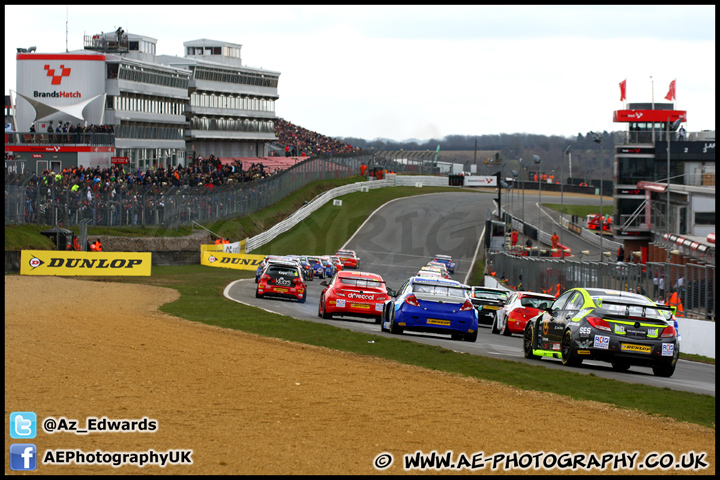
[246, 175, 450, 252]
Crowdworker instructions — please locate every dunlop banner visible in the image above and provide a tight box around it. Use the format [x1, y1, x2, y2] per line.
[21, 251, 152, 276]
[201, 250, 265, 271]
[200, 240, 248, 255]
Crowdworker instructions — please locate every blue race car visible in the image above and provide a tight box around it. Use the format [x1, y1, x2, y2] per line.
[307, 256, 326, 279]
[433, 254, 456, 274]
[380, 276, 478, 342]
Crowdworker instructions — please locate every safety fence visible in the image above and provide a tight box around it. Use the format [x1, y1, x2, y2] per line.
[5, 152, 453, 229]
[5, 153, 374, 228]
[488, 251, 714, 322]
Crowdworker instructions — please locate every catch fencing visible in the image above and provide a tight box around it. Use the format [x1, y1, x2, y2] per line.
[488, 252, 714, 322]
[493, 205, 713, 321]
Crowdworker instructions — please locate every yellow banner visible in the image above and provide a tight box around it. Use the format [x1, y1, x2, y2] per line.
[21, 251, 152, 276]
[200, 239, 246, 254]
[201, 251, 266, 271]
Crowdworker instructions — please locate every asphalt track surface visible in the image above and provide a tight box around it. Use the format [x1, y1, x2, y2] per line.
[226, 191, 715, 397]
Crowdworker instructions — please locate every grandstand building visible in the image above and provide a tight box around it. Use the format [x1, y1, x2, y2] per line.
[7, 28, 280, 172]
[157, 39, 280, 160]
[612, 102, 715, 264]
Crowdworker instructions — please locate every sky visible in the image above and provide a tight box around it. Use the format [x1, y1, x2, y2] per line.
[4, 5, 715, 142]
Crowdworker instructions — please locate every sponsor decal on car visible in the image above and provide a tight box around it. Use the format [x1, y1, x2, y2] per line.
[614, 324, 626, 334]
[348, 293, 374, 300]
[577, 350, 591, 355]
[662, 344, 675, 356]
[351, 303, 371, 309]
[336, 299, 346, 308]
[593, 335, 610, 349]
[621, 343, 652, 354]
[275, 278, 293, 286]
[375, 304, 384, 312]
[426, 318, 451, 326]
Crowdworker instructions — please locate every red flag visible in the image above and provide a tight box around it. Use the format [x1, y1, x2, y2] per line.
[664, 79, 676, 101]
[619, 79, 627, 101]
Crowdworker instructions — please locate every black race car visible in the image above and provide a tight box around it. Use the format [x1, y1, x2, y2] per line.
[523, 287, 679, 377]
[469, 286, 509, 326]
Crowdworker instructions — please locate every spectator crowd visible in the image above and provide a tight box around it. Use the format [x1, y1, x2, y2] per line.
[273, 118, 361, 157]
[23, 122, 115, 145]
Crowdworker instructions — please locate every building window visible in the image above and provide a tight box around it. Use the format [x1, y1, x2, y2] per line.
[695, 212, 714, 225]
[617, 156, 654, 185]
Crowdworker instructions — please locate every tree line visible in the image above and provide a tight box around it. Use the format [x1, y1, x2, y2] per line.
[339, 131, 617, 182]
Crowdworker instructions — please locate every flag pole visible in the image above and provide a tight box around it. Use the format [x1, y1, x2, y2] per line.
[650, 76, 655, 141]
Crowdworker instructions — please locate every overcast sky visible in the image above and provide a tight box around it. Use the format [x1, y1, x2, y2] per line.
[5, 5, 715, 142]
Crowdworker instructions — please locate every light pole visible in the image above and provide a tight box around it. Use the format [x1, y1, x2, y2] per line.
[590, 132, 604, 261]
[533, 155, 541, 230]
[520, 158, 526, 222]
[511, 170, 519, 218]
[561, 145, 571, 259]
[665, 117, 682, 261]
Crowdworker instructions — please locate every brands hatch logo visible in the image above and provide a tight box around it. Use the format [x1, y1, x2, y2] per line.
[44, 64, 71, 85]
[28, 257, 45, 269]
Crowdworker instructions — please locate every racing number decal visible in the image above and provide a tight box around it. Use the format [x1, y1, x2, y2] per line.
[542, 317, 550, 336]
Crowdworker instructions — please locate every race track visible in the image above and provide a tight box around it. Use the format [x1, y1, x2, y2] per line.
[227, 192, 715, 396]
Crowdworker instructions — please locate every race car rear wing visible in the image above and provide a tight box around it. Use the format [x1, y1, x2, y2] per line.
[594, 298, 676, 319]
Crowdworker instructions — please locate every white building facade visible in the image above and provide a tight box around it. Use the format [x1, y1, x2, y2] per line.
[10, 29, 280, 172]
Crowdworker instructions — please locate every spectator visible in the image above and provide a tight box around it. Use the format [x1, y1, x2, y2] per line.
[658, 273, 665, 300]
[617, 246, 624, 262]
[653, 272, 659, 298]
[636, 284, 647, 296]
[675, 273, 685, 303]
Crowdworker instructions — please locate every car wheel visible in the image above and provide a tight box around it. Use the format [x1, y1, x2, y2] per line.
[380, 305, 388, 332]
[451, 332, 463, 341]
[500, 315, 512, 336]
[561, 330, 582, 367]
[652, 362, 676, 377]
[320, 298, 332, 319]
[611, 362, 631, 372]
[255, 288, 263, 299]
[317, 299, 323, 318]
[491, 314, 500, 334]
[374, 315, 382, 325]
[389, 309, 403, 335]
[464, 329, 478, 342]
[298, 294, 306, 304]
[523, 323, 539, 359]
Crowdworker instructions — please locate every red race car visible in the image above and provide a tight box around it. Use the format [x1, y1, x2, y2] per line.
[493, 291, 555, 336]
[255, 260, 308, 303]
[318, 270, 388, 323]
[334, 249, 360, 269]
